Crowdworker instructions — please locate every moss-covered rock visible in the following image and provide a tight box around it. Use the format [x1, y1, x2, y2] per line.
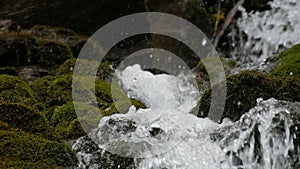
[271, 44, 300, 78]
[29, 75, 56, 103]
[25, 25, 88, 57]
[104, 98, 146, 116]
[0, 120, 10, 130]
[0, 130, 76, 168]
[0, 32, 73, 71]
[0, 102, 58, 140]
[45, 75, 73, 108]
[0, 67, 18, 76]
[66, 118, 86, 140]
[50, 101, 101, 140]
[0, 74, 37, 105]
[30, 75, 115, 109]
[54, 58, 113, 81]
[197, 70, 300, 121]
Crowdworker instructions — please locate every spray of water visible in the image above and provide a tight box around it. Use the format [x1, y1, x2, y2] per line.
[230, 0, 300, 63]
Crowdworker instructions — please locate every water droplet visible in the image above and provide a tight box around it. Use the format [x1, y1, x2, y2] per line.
[202, 38, 207, 46]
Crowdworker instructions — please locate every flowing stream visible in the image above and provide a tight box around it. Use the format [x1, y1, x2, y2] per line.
[72, 65, 299, 169]
[72, 0, 300, 168]
[230, 0, 300, 63]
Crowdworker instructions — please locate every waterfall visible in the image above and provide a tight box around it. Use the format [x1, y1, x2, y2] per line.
[71, 0, 300, 168]
[230, 0, 300, 63]
[72, 65, 299, 169]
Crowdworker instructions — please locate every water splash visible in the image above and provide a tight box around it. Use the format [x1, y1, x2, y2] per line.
[230, 0, 300, 63]
[212, 98, 299, 169]
[72, 65, 299, 169]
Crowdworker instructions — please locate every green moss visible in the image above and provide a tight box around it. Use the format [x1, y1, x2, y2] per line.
[73, 76, 113, 105]
[0, 74, 37, 105]
[54, 58, 113, 81]
[198, 70, 300, 121]
[104, 99, 146, 116]
[0, 130, 76, 168]
[50, 102, 102, 140]
[29, 75, 56, 102]
[28, 25, 88, 57]
[31, 75, 115, 109]
[271, 44, 300, 78]
[46, 75, 73, 108]
[0, 32, 73, 71]
[0, 102, 58, 140]
[0, 160, 52, 169]
[65, 118, 86, 140]
[0, 120, 10, 130]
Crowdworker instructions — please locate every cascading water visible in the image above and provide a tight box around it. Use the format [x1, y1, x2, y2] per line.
[71, 1, 300, 168]
[72, 64, 299, 169]
[230, 0, 300, 63]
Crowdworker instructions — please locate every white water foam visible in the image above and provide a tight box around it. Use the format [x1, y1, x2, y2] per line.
[230, 0, 300, 63]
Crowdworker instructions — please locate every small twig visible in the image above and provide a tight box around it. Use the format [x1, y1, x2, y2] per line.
[213, 0, 244, 47]
[214, 0, 222, 33]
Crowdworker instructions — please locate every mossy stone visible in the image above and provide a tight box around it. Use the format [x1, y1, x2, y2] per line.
[0, 74, 37, 105]
[0, 67, 18, 76]
[0, 120, 9, 130]
[31, 75, 114, 109]
[25, 25, 88, 57]
[50, 101, 101, 140]
[29, 75, 56, 103]
[0, 160, 52, 169]
[197, 70, 300, 121]
[54, 58, 113, 81]
[0, 102, 58, 140]
[0, 130, 76, 168]
[104, 99, 146, 116]
[65, 118, 86, 140]
[45, 75, 73, 108]
[0, 32, 73, 71]
[271, 44, 300, 78]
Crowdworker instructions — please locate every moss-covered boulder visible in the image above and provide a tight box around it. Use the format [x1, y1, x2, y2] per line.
[0, 32, 73, 71]
[271, 44, 300, 78]
[104, 98, 146, 116]
[29, 75, 56, 103]
[45, 75, 73, 108]
[50, 101, 101, 140]
[0, 67, 18, 76]
[30, 75, 115, 109]
[54, 58, 113, 81]
[0, 74, 37, 105]
[0, 102, 58, 140]
[25, 25, 87, 57]
[0, 130, 76, 168]
[50, 98, 145, 140]
[197, 70, 300, 121]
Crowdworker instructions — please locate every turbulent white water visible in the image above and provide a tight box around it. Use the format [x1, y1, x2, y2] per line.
[71, 1, 300, 168]
[72, 65, 299, 169]
[230, 0, 300, 63]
